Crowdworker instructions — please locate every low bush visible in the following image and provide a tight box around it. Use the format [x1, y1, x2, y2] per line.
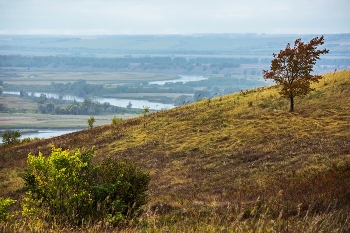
[21, 146, 150, 227]
[1, 130, 21, 145]
[0, 197, 16, 222]
[87, 115, 96, 129]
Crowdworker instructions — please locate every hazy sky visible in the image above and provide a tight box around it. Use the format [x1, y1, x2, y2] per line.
[0, 0, 349, 35]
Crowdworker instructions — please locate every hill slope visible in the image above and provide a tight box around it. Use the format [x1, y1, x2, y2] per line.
[1, 70, 350, 231]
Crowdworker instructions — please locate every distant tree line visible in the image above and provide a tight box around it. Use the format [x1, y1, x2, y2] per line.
[2, 55, 348, 70]
[40, 97, 132, 115]
[188, 57, 256, 64]
[261, 57, 350, 66]
[51, 79, 104, 96]
[0, 55, 257, 69]
[3, 74, 267, 112]
[315, 58, 350, 66]
[4, 76, 264, 101]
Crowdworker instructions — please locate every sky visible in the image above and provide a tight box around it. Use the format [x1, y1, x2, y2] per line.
[0, 0, 349, 35]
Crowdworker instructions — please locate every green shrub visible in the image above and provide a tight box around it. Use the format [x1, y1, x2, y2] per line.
[92, 157, 150, 221]
[0, 197, 16, 222]
[22, 146, 95, 225]
[111, 116, 123, 127]
[21, 146, 150, 227]
[87, 115, 95, 129]
[1, 130, 21, 145]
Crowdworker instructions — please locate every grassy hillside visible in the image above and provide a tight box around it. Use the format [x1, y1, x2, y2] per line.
[1, 70, 350, 232]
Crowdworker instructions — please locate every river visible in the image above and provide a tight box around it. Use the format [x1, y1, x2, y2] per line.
[19, 129, 79, 140]
[149, 75, 207, 85]
[3, 75, 207, 110]
[0, 129, 80, 144]
[3, 91, 174, 110]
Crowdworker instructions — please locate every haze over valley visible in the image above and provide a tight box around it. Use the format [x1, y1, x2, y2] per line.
[1, 1, 350, 232]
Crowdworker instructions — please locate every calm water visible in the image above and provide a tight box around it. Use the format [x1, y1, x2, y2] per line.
[149, 75, 207, 85]
[3, 75, 206, 109]
[20, 129, 78, 139]
[3, 92, 174, 110]
[0, 129, 79, 144]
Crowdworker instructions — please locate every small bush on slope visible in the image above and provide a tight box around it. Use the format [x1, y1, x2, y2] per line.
[21, 146, 150, 227]
[0, 197, 16, 222]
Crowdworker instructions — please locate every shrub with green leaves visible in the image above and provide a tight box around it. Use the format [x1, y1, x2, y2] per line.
[92, 157, 150, 221]
[22, 147, 95, 225]
[22, 146, 150, 227]
[0, 197, 16, 222]
[111, 116, 123, 127]
[1, 130, 21, 145]
[87, 115, 95, 129]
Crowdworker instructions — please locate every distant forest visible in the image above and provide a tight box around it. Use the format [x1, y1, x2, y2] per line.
[1, 55, 349, 70]
[0, 55, 249, 69]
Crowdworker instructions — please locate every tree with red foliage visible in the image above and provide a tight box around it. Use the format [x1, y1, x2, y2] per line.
[263, 36, 329, 112]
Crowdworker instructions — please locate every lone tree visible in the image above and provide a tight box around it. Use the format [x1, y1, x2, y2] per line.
[263, 36, 329, 112]
[87, 115, 95, 129]
[2, 130, 21, 145]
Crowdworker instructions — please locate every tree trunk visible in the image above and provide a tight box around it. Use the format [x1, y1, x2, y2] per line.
[289, 95, 294, 112]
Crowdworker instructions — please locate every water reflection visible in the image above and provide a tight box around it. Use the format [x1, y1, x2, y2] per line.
[149, 75, 207, 85]
[3, 75, 207, 110]
[3, 92, 174, 110]
[20, 129, 78, 139]
[0, 129, 79, 144]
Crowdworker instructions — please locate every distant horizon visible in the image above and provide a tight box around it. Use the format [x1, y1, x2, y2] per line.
[1, 0, 349, 36]
[1, 32, 349, 37]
